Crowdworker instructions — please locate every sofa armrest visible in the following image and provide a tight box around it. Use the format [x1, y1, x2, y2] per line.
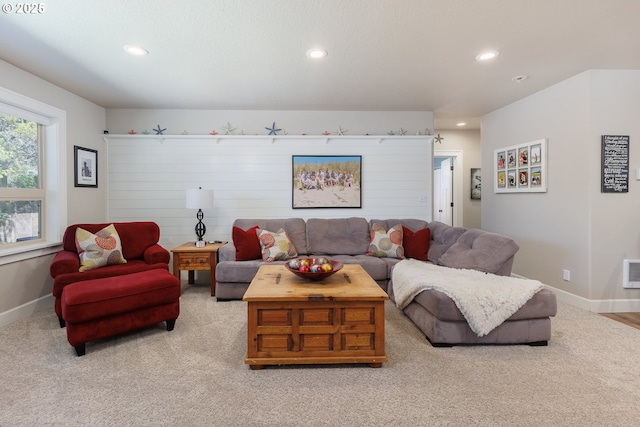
[218, 243, 237, 262]
[50, 250, 80, 277]
[143, 244, 170, 265]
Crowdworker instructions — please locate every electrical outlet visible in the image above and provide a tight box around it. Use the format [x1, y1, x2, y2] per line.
[419, 194, 428, 203]
[563, 269, 571, 281]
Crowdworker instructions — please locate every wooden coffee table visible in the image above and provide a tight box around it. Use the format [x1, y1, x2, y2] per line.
[243, 264, 388, 369]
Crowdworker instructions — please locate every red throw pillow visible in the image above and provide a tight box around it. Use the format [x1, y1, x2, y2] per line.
[402, 226, 430, 261]
[232, 225, 261, 261]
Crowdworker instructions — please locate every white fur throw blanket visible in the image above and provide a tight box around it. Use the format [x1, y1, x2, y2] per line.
[392, 259, 543, 337]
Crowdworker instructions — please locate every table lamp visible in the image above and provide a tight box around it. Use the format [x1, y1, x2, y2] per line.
[185, 187, 214, 247]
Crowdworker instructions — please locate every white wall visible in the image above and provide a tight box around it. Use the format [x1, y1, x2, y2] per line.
[105, 109, 435, 250]
[482, 70, 640, 312]
[105, 134, 434, 252]
[0, 59, 106, 326]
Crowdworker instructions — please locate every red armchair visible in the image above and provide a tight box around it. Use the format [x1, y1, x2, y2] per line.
[50, 222, 171, 327]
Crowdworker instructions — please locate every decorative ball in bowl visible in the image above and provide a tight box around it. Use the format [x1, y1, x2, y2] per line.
[285, 257, 343, 281]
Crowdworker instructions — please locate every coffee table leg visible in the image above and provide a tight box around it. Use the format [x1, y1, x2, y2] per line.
[249, 364, 265, 370]
[368, 363, 382, 368]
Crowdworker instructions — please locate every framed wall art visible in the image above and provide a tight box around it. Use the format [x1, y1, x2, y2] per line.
[601, 135, 629, 193]
[74, 145, 98, 188]
[292, 155, 362, 208]
[494, 138, 546, 193]
[470, 168, 481, 199]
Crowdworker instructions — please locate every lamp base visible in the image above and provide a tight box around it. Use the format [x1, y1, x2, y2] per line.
[195, 240, 206, 248]
[194, 209, 206, 243]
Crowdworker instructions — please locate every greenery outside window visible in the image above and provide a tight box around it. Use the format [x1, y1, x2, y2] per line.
[0, 112, 44, 245]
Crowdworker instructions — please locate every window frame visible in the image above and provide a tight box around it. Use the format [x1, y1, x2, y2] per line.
[0, 87, 67, 265]
[0, 121, 45, 246]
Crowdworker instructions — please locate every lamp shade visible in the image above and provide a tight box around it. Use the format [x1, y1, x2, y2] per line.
[185, 188, 214, 209]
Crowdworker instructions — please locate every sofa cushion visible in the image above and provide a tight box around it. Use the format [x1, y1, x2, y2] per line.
[232, 225, 261, 261]
[216, 259, 288, 283]
[75, 224, 127, 272]
[306, 217, 370, 255]
[326, 254, 389, 281]
[412, 288, 557, 322]
[257, 228, 298, 262]
[233, 218, 308, 255]
[427, 221, 466, 263]
[367, 223, 404, 258]
[437, 229, 519, 274]
[61, 269, 180, 323]
[402, 226, 430, 261]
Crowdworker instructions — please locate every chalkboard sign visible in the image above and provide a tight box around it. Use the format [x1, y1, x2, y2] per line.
[601, 135, 629, 193]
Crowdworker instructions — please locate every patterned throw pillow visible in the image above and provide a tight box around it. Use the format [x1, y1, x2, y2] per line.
[367, 223, 404, 259]
[256, 228, 298, 262]
[75, 224, 127, 272]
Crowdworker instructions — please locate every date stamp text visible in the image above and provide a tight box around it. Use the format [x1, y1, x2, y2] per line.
[2, 3, 45, 14]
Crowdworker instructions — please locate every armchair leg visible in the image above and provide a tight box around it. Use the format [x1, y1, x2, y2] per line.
[166, 319, 176, 331]
[74, 343, 86, 357]
[59, 317, 65, 328]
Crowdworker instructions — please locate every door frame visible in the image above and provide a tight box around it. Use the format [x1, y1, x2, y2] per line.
[434, 150, 463, 227]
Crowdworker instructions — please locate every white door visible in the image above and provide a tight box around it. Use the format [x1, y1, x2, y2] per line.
[438, 157, 453, 225]
[433, 165, 442, 222]
[434, 150, 463, 227]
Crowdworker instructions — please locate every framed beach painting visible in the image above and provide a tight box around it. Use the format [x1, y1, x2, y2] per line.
[292, 155, 362, 209]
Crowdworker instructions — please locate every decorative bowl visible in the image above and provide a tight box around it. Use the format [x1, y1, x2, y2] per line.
[284, 258, 343, 281]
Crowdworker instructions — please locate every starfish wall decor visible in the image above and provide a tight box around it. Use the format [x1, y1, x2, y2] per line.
[334, 126, 347, 136]
[221, 122, 236, 135]
[265, 122, 281, 135]
[123, 123, 435, 137]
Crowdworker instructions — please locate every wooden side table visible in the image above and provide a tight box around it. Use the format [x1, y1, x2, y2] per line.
[171, 241, 226, 296]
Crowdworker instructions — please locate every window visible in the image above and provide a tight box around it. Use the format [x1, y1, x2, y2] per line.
[0, 112, 43, 245]
[0, 86, 66, 263]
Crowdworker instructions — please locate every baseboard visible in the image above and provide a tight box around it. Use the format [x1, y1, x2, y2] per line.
[541, 285, 594, 311]
[511, 273, 640, 313]
[0, 294, 53, 329]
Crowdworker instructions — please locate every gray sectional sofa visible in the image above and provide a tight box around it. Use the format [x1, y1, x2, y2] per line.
[216, 217, 557, 346]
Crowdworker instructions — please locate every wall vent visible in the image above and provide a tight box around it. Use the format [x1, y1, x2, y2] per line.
[623, 259, 640, 288]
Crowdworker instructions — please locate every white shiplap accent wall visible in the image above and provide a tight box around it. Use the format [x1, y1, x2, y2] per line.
[106, 135, 433, 250]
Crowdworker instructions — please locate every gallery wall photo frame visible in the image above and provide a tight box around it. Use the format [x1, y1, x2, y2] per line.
[74, 145, 98, 188]
[292, 155, 362, 209]
[494, 138, 547, 193]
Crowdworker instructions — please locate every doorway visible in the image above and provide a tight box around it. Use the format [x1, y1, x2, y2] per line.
[433, 150, 463, 226]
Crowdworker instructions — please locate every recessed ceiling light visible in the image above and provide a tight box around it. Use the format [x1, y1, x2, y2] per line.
[512, 74, 529, 83]
[123, 45, 149, 56]
[475, 50, 499, 61]
[306, 48, 328, 59]
[456, 122, 467, 127]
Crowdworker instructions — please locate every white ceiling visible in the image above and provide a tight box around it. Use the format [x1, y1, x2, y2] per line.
[1, 0, 639, 129]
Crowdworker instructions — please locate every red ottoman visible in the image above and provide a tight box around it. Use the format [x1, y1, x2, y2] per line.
[61, 268, 180, 356]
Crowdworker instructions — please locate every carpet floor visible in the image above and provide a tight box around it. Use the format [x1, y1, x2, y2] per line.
[1, 284, 639, 427]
